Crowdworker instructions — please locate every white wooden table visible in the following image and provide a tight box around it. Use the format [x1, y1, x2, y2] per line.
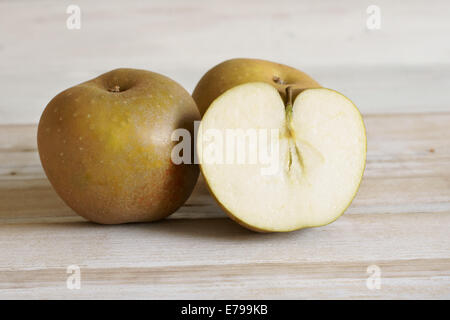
[1, 113, 449, 299]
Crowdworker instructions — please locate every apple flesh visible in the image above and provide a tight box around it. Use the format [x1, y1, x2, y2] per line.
[197, 82, 366, 232]
[38, 68, 200, 224]
[193, 58, 319, 115]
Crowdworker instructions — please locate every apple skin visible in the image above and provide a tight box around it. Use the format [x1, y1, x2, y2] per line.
[37, 68, 200, 224]
[192, 58, 320, 115]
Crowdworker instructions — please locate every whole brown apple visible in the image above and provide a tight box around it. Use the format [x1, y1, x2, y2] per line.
[192, 58, 320, 115]
[38, 68, 200, 224]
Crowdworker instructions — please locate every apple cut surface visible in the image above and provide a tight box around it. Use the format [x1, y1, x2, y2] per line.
[198, 82, 366, 232]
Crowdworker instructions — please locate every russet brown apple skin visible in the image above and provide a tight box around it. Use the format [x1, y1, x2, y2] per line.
[192, 58, 320, 115]
[37, 68, 200, 224]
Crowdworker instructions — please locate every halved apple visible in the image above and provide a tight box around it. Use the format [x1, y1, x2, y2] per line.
[197, 82, 366, 232]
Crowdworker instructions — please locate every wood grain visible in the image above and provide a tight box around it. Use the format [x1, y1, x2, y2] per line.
[0, 113, 449, 299]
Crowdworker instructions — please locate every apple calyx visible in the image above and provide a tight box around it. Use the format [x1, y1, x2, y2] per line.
[108, 85, 122, 93]
[272, 76, 286, 85]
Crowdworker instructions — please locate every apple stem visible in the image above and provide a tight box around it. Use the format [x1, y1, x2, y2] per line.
[285, 86, 294, 119]
[285, 86, 292, 104]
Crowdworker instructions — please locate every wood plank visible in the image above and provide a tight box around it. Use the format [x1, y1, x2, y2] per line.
[1, 259, 449, 299]
[0, 213, 449, 299]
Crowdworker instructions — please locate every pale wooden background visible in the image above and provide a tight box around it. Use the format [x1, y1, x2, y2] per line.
[0, 0, 449, 299]
[1, 0, 450, 123]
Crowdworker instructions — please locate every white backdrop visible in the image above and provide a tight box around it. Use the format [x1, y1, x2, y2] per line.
[1, 0, 449, 123]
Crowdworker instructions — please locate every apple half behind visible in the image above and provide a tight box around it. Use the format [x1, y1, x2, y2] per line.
[197, 82, 366, 232]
